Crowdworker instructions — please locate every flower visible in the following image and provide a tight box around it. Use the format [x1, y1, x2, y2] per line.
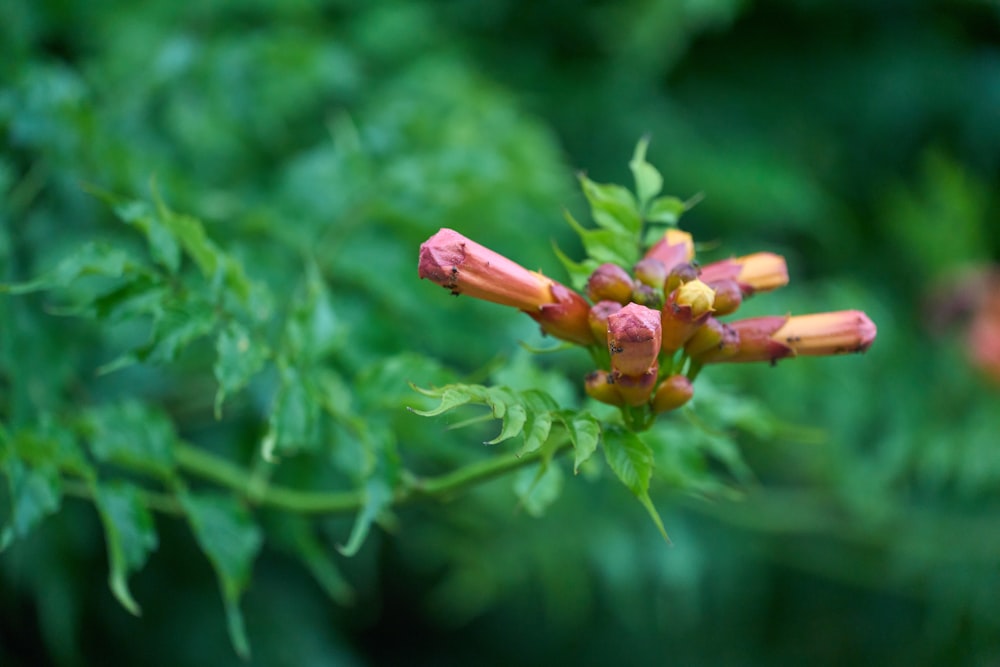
[607, 303, 662, 376]
[711, 310, 877, 363]
[584, 369, 624, 406]
[418, 228, 594, 345]
[699, 252, 789, 295]
[587, 263, 635, 304]
[643, 229, 695, 275]
[613, 362, 660, 406]
[651, 374, 694, 414]
[661, 279, 716, 351]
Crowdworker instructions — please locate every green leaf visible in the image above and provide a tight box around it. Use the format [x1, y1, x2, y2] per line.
[269, 516, 353, 605]
[518, 390, 558, 455]
[564, 209, 639, 268]
[0, 456, 61, 551]
[93, 481, 158, 616]
[552, 240, 599, 292]
[180, 491, 263, 660]
[113, 199, 181, 273]
[513, 462, 564, 518]
[267, 367, 320, 456]
[408, 383, 491, 417]
[85, 402, 176, 480]
[646, 195, 687, 226]
[602, 427, 669, 542]
[1, 242, 141, 294]
[283, 261, 341, 363]
[484, 387, 527, 445]
[629, 136, 663, 212]
[213, 322, 270, 418]
[559, 411, 600, 474]
[578, 174, 642, 234]
[338, 475, 393, 557]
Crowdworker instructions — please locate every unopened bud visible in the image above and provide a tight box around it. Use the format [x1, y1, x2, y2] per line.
[684, 317, 740, 362]
[651, 375, 694, 414]
[613, 362, 659, 407]
[644, 229, 695, 275]
[700, 252, 789, 295]
[584, 370, 624, 407]
[530, 282, 596, 346]
[662, 279, 716, 352]
[633, 258, 667, 289]
[607, 303, 662, 376]
[709, 279, 743, 316]
[664, 262, 701, 294]
[588, 300, 622, 345]
[630, 283, 663, 310]
[587, 263, 634, 304]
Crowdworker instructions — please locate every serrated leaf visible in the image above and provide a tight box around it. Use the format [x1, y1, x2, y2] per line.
[602, 427, 669, 542]
[85, 402, 176, 479]
[630, 137, 663, 211]
[214, 322, 269, 418]
[564, 209, 639, 268]
[283, 261, 341, 363]
[180, 491, 263, 660]
[518, 390, 558, 455]
[1, 242, 140, 295]
[268, 367, 320, 454]
[114, 199, 181, 273]
[143, 306, 216, 365]
[0, 456, 61, 551]
[484, 387, 526, 445]
[514, 462, 564, 518]
[559, 411, 600, 474]
[93, 481, 158, 616]
[408, 383, 491, 417]
[578, 175, 642, 234]
[646, 195, 686, 225]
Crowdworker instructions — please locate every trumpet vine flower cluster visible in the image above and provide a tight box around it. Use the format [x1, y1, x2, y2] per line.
[418, 223, 875, 430]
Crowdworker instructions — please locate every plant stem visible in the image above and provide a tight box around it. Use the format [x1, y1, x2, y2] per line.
[173, 438, 573, 516]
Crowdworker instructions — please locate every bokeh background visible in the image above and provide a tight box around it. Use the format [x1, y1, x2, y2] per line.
[3, 0, 1000, 665]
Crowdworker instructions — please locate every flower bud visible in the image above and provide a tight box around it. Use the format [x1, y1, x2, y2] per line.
[630, 283, 663, 310]
[613, 362, 659, 407]
[588, 300, 623, 345]
[684, 317, 740, 362]
[586, 263, 634, 304]
[584, 370, 624, 407]
[711, 310, 877, 363]
[664, 262, 701, 294]
[530, 283, 596, 346]
[607, 303, 662, 376]
[651, 375, 694, 414]
[633, 258, 667, 289]
[644, 229, 695, 275]
[709, 279, 743, 316]
[661, 279, 716, 352]
[417, 229, 596, 346]
[700, 252, 789, 295]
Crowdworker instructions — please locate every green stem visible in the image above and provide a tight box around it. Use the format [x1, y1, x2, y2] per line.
[173, 438, 573, 516]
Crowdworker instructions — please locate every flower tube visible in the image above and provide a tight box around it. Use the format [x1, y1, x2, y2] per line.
[700, 252, 789, 295]
[712, 310, 877, 363]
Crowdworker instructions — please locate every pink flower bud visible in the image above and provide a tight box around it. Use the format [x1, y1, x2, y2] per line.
[651, 375, 694, 414]
[664, 262, 701, 294]
[588, 300, 623, 346]
[712, 310, 877, 363]
[584, 370, 624, 407]
[709, 279, 743, 316]
[644, 229, 695, 275]
[684, 317, 740, 362]
[586, 263, 635, 304]
[607, 302, 662, 376]
[700, 252, 789, 295]
[633, 258, 667, 289]
[613, 362, 659, 407]
[418, 228, 594, 346]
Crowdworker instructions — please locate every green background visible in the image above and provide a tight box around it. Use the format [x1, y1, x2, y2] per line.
[2, 0, 999, 665]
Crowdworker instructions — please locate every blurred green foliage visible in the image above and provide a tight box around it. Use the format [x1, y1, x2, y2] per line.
[2, 0, 1000, 665]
